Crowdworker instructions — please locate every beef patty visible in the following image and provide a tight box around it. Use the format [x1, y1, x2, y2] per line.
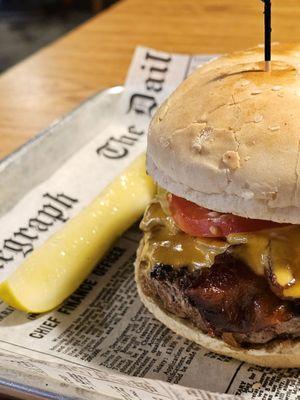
[139, 253, 300, 346]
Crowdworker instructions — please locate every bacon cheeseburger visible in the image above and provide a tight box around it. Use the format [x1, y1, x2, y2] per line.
[135, 44, 300, 368]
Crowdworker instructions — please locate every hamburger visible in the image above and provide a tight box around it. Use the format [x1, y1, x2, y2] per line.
[135, 43, 300, 368]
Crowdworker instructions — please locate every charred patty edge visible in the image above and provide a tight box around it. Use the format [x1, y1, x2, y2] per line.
[136, 236, 300, 348]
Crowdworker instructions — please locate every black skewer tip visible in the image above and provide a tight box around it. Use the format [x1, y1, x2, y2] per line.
[261, 0, 272, 71]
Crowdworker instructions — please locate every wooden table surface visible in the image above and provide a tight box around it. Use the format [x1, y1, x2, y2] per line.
[0, 0, 300, 160]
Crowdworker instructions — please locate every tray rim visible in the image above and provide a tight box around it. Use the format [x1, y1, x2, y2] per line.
[0, 86, 123, 400]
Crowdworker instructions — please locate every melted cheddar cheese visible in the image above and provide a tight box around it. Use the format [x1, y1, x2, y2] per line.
[228, 228, 300, 298]
[140, 202, 229, 271]
[141, 199, 300, 299]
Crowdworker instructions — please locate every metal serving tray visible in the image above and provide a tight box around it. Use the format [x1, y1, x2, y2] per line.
[0, 87, 123, 400]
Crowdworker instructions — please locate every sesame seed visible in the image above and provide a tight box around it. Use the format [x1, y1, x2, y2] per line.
[240, 79, 250, 87]
[254, 114, 263, 123]
[272, 85, 282, 91]
[251, 89, 263, 95]
[268, 125, 280, 131]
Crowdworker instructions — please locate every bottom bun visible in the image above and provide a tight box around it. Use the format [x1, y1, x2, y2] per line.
[135, 238, 300, 368]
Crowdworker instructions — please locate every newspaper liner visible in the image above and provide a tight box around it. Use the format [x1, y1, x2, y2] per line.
[0, 47, 298, 400]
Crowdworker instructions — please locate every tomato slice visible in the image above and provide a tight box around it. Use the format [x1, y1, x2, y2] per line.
[169, 194, 284, 238]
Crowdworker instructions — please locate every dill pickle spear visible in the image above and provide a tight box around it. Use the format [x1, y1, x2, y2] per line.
[0, 154, 155, 313]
